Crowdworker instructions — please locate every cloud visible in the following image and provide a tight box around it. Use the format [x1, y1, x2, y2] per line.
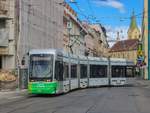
[93, 0, 125, 13]
[105, 25, 141, 47]
[105, 25, 128, 47]
[106, 25, 128, 39]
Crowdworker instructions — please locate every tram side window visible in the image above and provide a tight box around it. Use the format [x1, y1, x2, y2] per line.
[55, 61, 63, 81]
[80, 64, 87, 78]
[99, 66, 107, 78]
[90, 65, 107, 78]
[126, 67, 134, 77]
[63, 62, 69, 80]
[112, 66, 125, 77]
[71, 64, 77, 78]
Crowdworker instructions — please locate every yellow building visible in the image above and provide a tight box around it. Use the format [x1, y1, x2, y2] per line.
[109, 12, 140, 65]
[128, 11, 141, 40]
[109, 39, 139, 64]
[143, 0, 149, 79]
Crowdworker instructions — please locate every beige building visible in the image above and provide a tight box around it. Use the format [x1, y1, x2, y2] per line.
[63, 3, 87, 56]
[83, 22, 109, 57]
[63, 3, 109, 57]
[109, 12, 140, 64]
[84, 24, 95, 56]
[89, 24, 109, 57]
[143, 0, 149, 79]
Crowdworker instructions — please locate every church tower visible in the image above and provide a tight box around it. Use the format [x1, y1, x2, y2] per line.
[128, 11, 141, 40]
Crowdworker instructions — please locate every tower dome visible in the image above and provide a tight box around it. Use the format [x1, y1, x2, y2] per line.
[128, 11, 141, 40]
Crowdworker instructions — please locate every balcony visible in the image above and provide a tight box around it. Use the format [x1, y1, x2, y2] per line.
[0, 0, 9, 19]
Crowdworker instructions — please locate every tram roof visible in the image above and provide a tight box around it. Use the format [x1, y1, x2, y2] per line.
[110, 58, 126, 62]
[110, 58, 135, 66]
[88, 56, 108, 61]
[29, 49, 63, 55]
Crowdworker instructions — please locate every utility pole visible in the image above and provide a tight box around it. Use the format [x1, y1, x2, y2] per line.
[67, 19, 72, 90]
[15, 0, 20, 90]
[108, 56, 111, 86]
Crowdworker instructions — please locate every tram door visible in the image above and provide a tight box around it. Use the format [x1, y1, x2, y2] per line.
[111, 66, 126, 85]
[70, 63, 78, 90]
[80, 64, 88, 88]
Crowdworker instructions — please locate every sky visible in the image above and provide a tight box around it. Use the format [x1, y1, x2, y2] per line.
[66, 0, 144, 46]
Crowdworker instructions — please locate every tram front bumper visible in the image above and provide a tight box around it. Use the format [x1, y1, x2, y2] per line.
[28, 82, 58, 94]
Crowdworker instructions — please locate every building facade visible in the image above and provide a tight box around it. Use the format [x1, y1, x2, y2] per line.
[89, 24, 109, 57]
[0, 0, 16, 70]
[83, 22, 109, 57]
[18, 0, 64, 67]
[84, 28, 95, 56]
[0, 0, 64, 70]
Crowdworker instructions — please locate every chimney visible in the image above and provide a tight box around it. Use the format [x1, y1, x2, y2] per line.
[116, 31, 120, 41]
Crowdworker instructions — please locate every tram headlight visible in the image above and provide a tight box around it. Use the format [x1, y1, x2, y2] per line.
[46, 80, 51, 82]
[31, 80, 34, 82]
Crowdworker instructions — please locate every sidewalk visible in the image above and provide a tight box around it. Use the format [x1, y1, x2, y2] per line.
[0, 89, 27, 99]
[135, 78, 150, 88]
[0, 89, 28, 105]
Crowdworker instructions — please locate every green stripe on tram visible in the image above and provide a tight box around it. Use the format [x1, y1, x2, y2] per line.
[28, 82, 58, 94]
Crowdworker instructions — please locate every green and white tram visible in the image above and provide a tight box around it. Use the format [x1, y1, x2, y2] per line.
[28, 49, 135, 94]
[28, 49, 64, 94]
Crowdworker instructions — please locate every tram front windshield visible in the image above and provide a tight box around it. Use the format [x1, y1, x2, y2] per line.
[29, 54, 53, 79]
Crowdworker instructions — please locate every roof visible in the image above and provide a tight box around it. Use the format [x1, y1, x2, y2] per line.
[109, 39, 139, 52]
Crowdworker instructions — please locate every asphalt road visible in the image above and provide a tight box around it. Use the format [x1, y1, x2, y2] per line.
[0, 82, 150, 113]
